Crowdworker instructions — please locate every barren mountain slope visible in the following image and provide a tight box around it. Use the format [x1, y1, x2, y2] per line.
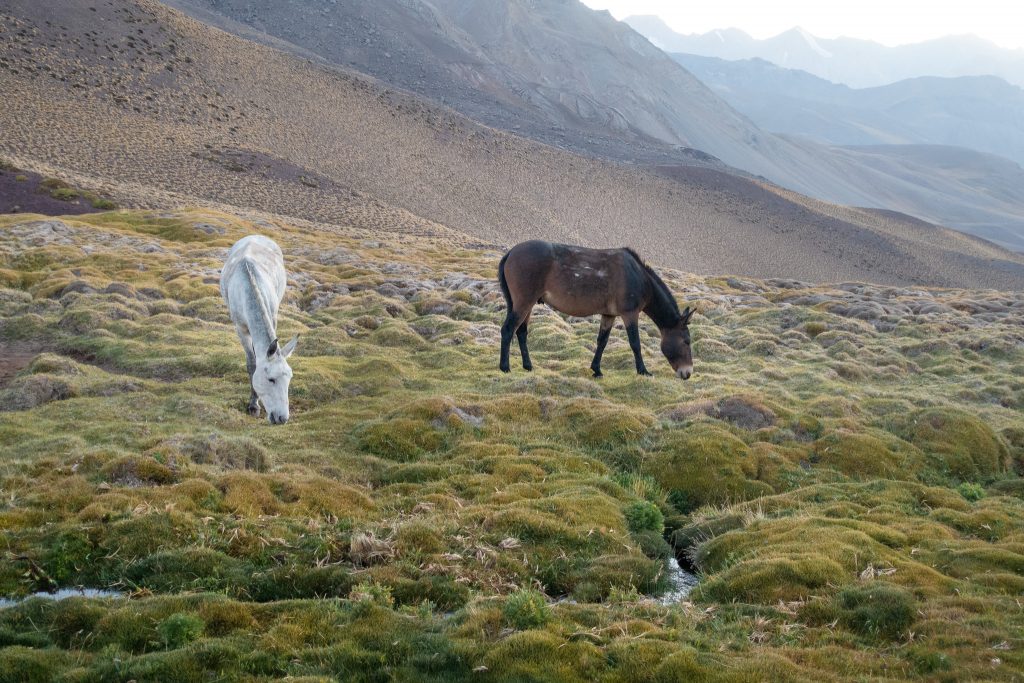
[163, 0, 1024, 252]
[1, 0, 1023, 289]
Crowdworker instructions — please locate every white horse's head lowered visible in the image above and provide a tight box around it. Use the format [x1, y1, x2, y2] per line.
[252, 335, 298, 424]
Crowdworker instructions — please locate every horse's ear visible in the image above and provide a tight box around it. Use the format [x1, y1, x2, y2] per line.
[281, 334, 299, 359]
[681, 306, 694, 325]
[267, 338, 279, 358]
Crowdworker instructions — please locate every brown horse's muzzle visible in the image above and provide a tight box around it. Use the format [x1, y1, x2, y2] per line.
[676, 365, 693, 380]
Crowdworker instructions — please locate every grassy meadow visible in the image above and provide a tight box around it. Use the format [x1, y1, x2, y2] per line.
[0, 209, 1021, 682]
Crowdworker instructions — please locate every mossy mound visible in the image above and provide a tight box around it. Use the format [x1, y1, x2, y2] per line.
[556, 398, 655, 448]
[889, 408, 1011, 483]
[810, 429, 923, 480]
[643, 425, 773, 512]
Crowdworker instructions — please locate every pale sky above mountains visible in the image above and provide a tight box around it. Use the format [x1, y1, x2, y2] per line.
[581, 0, 1024, 49]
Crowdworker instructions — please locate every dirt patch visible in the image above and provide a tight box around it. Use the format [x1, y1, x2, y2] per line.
[0, 164, 114, 216]
[0, 343, 44, 388]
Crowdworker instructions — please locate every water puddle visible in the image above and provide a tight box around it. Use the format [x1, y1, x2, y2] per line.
[0, 588, 125, 609]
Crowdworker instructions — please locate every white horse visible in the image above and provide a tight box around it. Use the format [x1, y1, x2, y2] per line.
[221, 235, 298, 425]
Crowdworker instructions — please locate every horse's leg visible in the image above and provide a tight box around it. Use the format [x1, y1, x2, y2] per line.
[239, 330, 260, 416]
[515, 311, 533, 371]
[500, 305, 532, 373]
[623, 312, 652, 376]
[590, 315, 616, 377]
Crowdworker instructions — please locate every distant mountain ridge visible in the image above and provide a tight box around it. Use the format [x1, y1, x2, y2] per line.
[625, 15, 1024, 89]
[673, 53, 1024, 167]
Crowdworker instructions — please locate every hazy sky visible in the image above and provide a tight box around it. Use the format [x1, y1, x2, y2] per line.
[580, 1, 1024, 49]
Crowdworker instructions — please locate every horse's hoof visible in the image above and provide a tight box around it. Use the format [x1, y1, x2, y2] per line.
[247, 404, 260, 417]
[523, 365, 533, 372]
[592, 370, 603, 378]
[500, 366, 511, 374]
[639, 370, 653, 377]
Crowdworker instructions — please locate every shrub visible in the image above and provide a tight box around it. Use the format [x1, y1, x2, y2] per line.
[158, 613, 205, 650]
[502, 589, 549, 630]
[50, 187, 80, 202]
[624, 500, 664, 534]
[91, 197, 118, 210]
[349, 581, 394, 609]
[956, 482, 985, 502]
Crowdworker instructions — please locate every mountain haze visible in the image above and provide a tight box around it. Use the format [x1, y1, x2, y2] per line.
[625, 15, 1024, 89]
[673, 54, 1024, 168]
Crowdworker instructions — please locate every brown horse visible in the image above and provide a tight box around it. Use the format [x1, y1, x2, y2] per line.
[498, 240, 694, 378]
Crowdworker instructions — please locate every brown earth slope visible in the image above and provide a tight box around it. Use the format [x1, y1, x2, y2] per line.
[1, 0, 1023, 289]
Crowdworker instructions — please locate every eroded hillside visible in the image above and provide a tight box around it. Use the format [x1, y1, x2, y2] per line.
[0, 209, 1021, 680]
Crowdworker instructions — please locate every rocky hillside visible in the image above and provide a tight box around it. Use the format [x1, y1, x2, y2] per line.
[2, 0, 1023, 289]
[0, 207, 1022, 680]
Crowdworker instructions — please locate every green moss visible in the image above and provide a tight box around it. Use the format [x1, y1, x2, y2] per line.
[890, 408, 1010, 483]
[836, 582, 916, 641]
[811, 430, 922, 480]
[102, 455, 177, 486]
[699, 554, 847, 603]
[167, 433, 271, 471]
[197, 600, 256, 636]
[0, 646, 71, 683]
[50, 187, 80, 202]
[575, 555, 664, 600]
[558, 398, 655, 448]
[644, 426, 772, 512]
[0, 209, 1022, 682]
[482, 630, 602, 683]
[357, 418, 444, 461]
[652, 648, 717, 683]
[91, 198, 118, 210]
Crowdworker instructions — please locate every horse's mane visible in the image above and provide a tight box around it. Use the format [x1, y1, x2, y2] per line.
[624, 248, 682, 327]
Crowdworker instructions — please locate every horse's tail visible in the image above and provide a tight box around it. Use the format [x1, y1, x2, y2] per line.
[497, 252, 513, 311]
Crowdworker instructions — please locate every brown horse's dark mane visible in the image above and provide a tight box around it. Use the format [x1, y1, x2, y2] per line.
[623, 248, 682, 329]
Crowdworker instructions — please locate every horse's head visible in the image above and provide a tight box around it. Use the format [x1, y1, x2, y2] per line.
[252, 335, 298, 424]
[660, 307, 694, 379]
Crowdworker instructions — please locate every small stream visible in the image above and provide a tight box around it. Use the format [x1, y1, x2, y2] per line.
[0, 588, 125, 609]
[659, 557, 699, 605]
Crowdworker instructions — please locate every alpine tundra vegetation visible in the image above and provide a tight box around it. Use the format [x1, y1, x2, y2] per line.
[0, 209, 1022, 681]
